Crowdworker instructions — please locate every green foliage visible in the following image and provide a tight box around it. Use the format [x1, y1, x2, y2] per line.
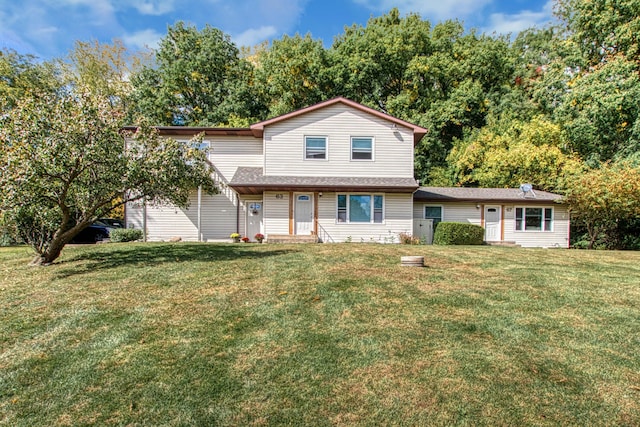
[448, 116, 583, 190]
[109, 228, 143, 243]
[131, 22, 265, 126]
[255, 34, 331, 117]
[562, 161, 640, 249]
[0, 49, 61, 113]
[433, 222, 485, 245]
[330, 8, 432, 112]
[555, 0, 640, 64]
[554, 56, 640, 163]
[0, 43, 217, 265]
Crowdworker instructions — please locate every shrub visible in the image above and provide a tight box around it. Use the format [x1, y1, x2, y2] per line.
[433, 222, 485, 245]
[109, 228, 143, 243]
[399, 232, 420, 245]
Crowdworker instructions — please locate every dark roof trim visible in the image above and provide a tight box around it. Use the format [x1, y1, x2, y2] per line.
[121, 126, 255, 137]
[232, 184, 418, 195]
[250, 97, 428, 144]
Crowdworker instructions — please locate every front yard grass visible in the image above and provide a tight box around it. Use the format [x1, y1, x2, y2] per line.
[1, 243, 639, 426]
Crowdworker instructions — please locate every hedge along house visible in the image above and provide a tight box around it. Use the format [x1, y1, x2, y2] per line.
[125, 97, 570, 247]
[125, 97, 426, 243]
[413, 187, 570, 248]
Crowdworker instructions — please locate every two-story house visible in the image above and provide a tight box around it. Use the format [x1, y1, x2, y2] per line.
[126, 97, 425, 243]
[125, 97, 570, 247]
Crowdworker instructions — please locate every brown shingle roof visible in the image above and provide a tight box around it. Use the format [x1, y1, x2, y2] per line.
[230, 167, 419, 195]
[413, 187, 564, 204]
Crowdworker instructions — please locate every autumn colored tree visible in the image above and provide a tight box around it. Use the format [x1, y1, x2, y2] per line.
[446, 116, 583, 190]
[562, 161, 640, 249]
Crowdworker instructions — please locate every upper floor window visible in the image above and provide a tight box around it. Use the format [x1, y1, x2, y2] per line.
[351, 137, 373, 160]
[515, 207, 553, 231]
[305, 136, 327, 160]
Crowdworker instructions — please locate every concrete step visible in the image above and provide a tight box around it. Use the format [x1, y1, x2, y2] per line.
[267, 234, 319, 244]
[485, 241, 521, 247]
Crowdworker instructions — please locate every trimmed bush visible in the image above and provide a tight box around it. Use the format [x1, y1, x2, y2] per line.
[109, 228, 143, 243]
[433, 222, 485, 245]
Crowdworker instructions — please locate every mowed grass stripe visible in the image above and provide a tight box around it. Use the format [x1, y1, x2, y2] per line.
[0, 243, 639, 426]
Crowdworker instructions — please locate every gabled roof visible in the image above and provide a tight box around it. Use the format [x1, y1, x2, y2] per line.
[230, 167, 419, 195]
[414, 187, 564, 204]
[250, 97, 428, 144]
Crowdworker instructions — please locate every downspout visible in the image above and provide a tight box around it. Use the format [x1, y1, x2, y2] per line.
[197, 186, 202, 242]
[143, 198, 147, 242]
[236, 193, 240, 234]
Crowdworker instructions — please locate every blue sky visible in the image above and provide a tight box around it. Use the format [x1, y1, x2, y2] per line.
[1, 0, 556, 60]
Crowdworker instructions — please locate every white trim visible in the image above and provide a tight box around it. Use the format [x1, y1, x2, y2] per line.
[294, 192, 314, 235]
[514, 206, 554, 232]
[423, 204, 444, 222]
[484, 204, 502, 242]
[304, 135, 328, 161]
[350, 136, 375, 161]
[336, 193, 385, 224]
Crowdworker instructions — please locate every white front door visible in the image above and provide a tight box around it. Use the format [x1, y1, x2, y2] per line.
[484, 205, 501, 242]
[246, 201, 263, 241]
[294, 194, 313, 235]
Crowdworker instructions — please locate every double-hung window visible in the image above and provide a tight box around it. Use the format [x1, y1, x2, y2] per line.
[337, 194, 384, 223]
[351, 137, 373, 160]
[305, 136, 327, 160]
[515, 207, 553, 231]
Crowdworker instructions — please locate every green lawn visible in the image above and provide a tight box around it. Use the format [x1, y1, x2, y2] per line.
[1, 243, 639, 426]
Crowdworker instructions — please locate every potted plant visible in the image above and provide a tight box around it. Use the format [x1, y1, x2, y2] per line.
[230, 232, 241, 243]
[241, 236, 250, 243]
[254, 233, 265, 243]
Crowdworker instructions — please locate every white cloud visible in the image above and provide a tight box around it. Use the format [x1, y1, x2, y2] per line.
[233, 26, 278, 47]
[484, 1, 555, 36]
[122, 29, 163, 50]
[352, 0, 492, 21]
[130, 0, 175, 15]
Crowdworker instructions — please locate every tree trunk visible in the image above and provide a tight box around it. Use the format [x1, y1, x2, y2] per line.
[30, 237, 67, 266]
[587, 223, 597, 250]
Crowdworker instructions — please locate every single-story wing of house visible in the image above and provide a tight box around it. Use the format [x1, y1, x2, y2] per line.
[124, 97, 569, 248]
[413, 187, 569, 248]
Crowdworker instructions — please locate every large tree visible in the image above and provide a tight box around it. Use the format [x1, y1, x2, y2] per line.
[0, 45, 216, 265]
[446, 116, 583, 190]
[255, 34, 332, 117]
[131, 22, 264, 126]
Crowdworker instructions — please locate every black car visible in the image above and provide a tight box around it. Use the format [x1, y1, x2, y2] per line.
[97, 218, 125, 228]
[72, 222, 113, 243]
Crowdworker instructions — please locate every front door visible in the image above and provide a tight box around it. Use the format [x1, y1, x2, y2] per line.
[294, 194, 313, 235]
[246, 201, 263, 241]
[484, 205, 501, 242]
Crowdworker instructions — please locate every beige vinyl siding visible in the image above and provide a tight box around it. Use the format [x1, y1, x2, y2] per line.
[316, 192, 413, 243]
[413, 202, 482, 226]
[411, 201, 569, 248]
[264, 104, 414, 178]
[206, 136, 263, 181]
[125, 190, 239, 242]
[504, 204, 570, 248]
[263, 191, 291, 236]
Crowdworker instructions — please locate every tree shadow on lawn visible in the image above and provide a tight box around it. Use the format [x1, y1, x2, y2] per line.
[54, 243, 298, 278]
